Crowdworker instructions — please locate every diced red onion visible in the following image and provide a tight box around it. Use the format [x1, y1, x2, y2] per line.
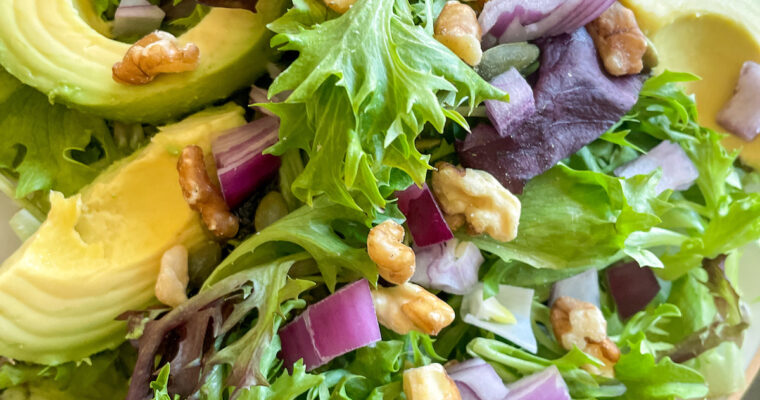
[606, 261, 660, 320]
[411, 239, 484, 295]
[447, 358, 510, 400]
[279, 279, 381, 371]
[395, 183, 453, 247]
[506, 365, 571, 400]
[462, 284, 537, 353]
[479, 0, 615, 46]
[212, 117, 281, 208]
[549, 269, 600, 308]
[485, 68, 536, 137]
[112, 0, 166, 39]
[717, 61, 760, 141]
[614, 140, 698, 194]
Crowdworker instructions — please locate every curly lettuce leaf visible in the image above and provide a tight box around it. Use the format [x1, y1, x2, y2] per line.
[0, 79, 120, 199]
[266, 0, 504, 213]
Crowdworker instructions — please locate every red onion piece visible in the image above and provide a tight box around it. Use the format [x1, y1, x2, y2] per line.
[462, 284, 537, 353]
[485, 68, 536, 137]
[479, 0, 614, 46]
[395, 183, 453, 247]
[717, 61, 760, 141]
[279, 279, 381, 371]
[606, 261, 660, 320]
[212, 117, 281, 208]
[506, 365, 571, 400]
[411, 239, 484, 295]
[113, 0, 166, 39]
[614, 140, 698, 194]
[447, 358, 510, 400]
[549, 269, 600, 308]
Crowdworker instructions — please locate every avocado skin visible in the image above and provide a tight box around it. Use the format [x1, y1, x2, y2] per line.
[0, 0, 286, 124]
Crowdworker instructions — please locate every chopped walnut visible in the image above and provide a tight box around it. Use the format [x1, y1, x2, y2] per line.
[586, 2, 647, 76]
[113, 31, 200, 85]
[431, 162, 521, 243]
[177, 145, 239, 239]
[403, 363, 462, 400]
[434, 1, 482, 66]
[372, 283, 455, 336]
[367, 220, 416, 285]
[551, 296, 621, 378]
[323, 0, 355, 13]
[155, 245, 189, 307]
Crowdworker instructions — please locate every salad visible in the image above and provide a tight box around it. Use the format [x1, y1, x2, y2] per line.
[0, 0, 759, 399]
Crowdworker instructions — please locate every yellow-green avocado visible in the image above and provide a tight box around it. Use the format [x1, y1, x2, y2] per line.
[622, 0, 760, 168]
[0, 0, 286, 123]
[0, 103, 246, 365]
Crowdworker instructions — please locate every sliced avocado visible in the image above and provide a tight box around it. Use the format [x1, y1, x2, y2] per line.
[0, 0, 286, 123]
[0, 103, 247, 364]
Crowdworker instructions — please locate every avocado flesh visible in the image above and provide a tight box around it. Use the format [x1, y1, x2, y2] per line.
[0, 103, 247, 364]
[0, 0, 286, 123]
[622, 0, 760, 167]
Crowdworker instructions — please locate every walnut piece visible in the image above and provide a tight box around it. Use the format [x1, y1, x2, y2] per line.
[551, 296, 621, 378]
[586, 2, 647, 76]
[113, 31, 200, 85]
[434, 1, 482, 66]
[367, 220, 416, 285]
[403, 363, 462, 400]
[372, 283, 455, 336]
[323, 0, 356, 13]
[155, 245, 189, 307]
[431, 162, 521, 243]
[177, 145, 239, 239]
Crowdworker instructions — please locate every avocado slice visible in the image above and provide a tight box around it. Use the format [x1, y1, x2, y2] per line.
[0, 0, 286, 123]
[0, 103, 246, 364]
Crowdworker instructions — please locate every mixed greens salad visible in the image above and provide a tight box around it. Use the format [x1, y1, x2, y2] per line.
[0, 0, 759, 399]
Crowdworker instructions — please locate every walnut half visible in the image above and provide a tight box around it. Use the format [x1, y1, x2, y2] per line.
[113, 31, 200, 85]
[586, 2, 647, 76]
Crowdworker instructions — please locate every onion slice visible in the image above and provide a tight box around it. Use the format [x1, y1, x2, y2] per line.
[614, 140, 698, 194]
[411, 239, 484, 295]
[485, 68, 536, 137]
[212, 117, 281, 208]
[549, 268, 600, 308]
[462, 284, 537, 353]
[479, 0, 615, 45]
[278, 279, 381, 371]
[113, 0, 166, 39]
[606, 261, 660, 320]
[395, 183, 453, 247]
[506, 365, 571, 400]
[717, 61, 760, 141]
[447, 358, 509, 400]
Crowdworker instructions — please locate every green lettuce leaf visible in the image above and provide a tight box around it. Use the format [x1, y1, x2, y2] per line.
[237, 361, 323, 400]
[150, 364, 178, 400]
[266, 0, 504, 214]
[683, 342, 744, 398]
[204, 196, 377, 291]
[467, 164, 670, 270]
[615, 333, 707, 400]
[0, 82, 120, 199]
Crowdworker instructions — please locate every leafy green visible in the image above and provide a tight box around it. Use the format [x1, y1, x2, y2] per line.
[683, 342, 744, 398]
[614, 333, 707, 400]
[150, 364, 178, 400]
[237, 361, 323, 400]
[168, 4, 211, 29]
[0, 81, 120, 199]
[467, 164, 670, 270]
[266, 0, 504, 214]
[467, 338, 626, 398]
[0, 345, 133, 400]
[205, 197, 377, 291]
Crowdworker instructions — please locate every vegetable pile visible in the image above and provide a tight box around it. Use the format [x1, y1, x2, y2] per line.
[0, 0, 759, 400]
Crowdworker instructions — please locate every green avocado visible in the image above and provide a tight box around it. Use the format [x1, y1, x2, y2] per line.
[0, 0, 286, 123]
[0, 103, 246, 364]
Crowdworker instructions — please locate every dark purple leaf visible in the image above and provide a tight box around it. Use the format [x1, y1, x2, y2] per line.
[458, 28, 643, 193]
[605, 261, 660, 320]
[395, 183, 453, 247]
